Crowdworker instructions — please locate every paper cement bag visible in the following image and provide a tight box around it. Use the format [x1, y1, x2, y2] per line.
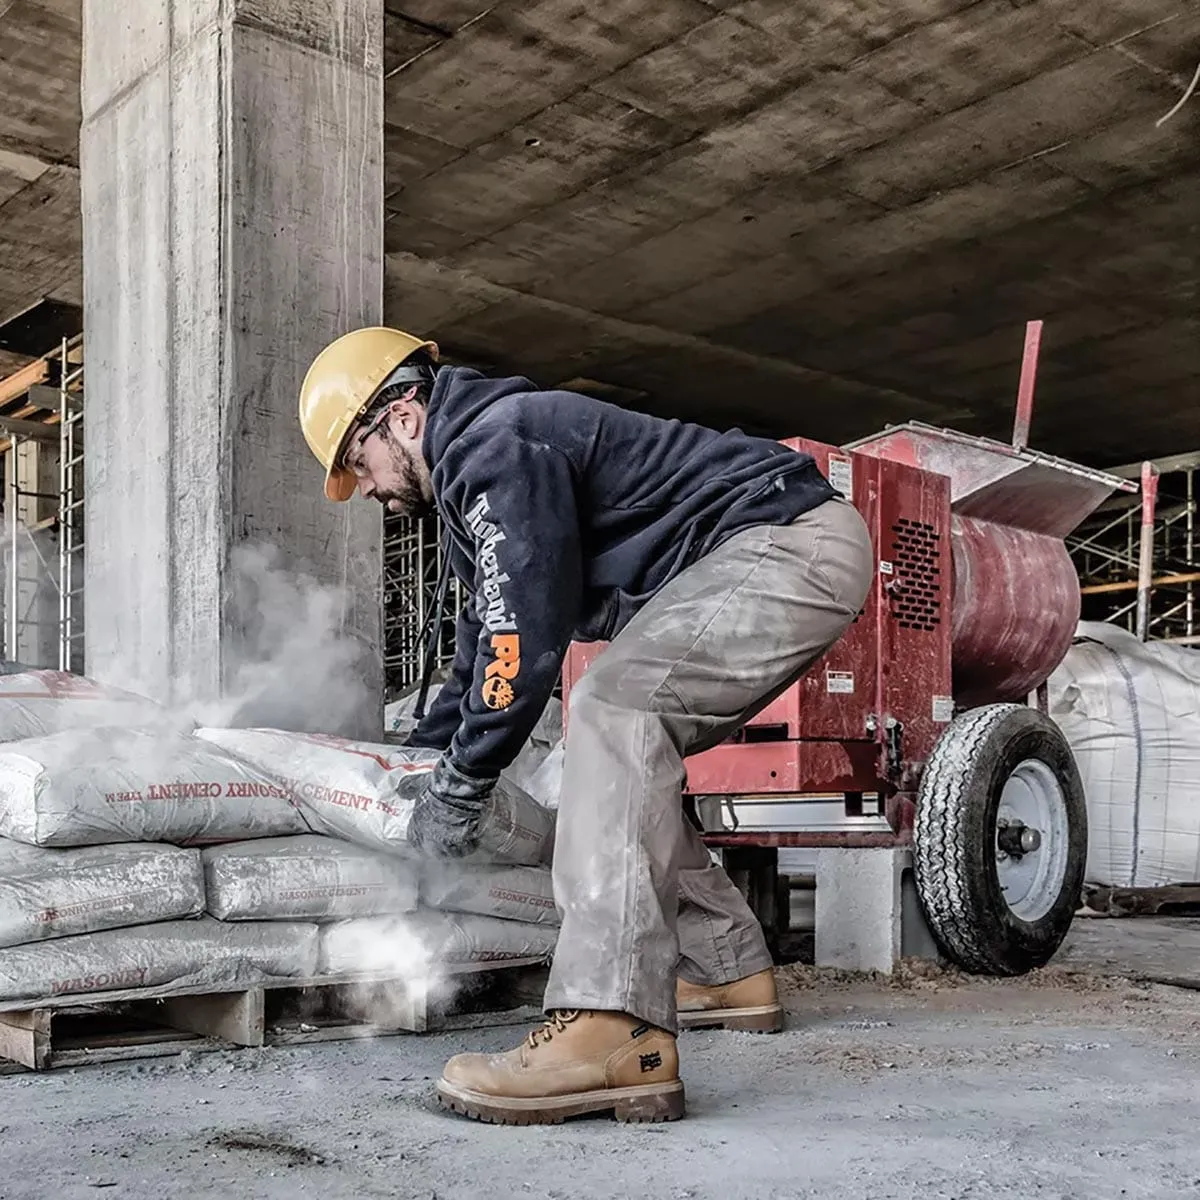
[198, 728, 554, 866]
[420, 862, 558, 926]
[0, 728, 308, 848]
[384, 688, 562, 803]
[0, 917, 320, 1004]
[0, 839, 205, 949]
[522, 741, 564, 812]
[202, 836, 420, 922]
[0, 671, 170, 743]
[318, 910, 557, 975]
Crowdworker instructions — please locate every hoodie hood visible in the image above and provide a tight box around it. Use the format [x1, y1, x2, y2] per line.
[422, 366, 538, 469]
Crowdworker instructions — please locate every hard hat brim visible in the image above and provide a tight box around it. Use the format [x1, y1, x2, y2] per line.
[325, 462, 358, 503]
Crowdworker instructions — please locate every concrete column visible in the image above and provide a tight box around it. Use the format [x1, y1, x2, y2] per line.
[80, 0, 384, 735]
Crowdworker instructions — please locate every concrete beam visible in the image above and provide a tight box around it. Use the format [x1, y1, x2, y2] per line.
[81, 0, 384, 734]
[384, 249, 964, 434]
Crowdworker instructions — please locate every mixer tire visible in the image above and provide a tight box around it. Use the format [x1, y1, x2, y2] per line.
[913, 703, 1087, 977]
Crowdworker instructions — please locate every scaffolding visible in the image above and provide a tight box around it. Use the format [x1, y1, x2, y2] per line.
[1069, 453, 1199, 644]
[58, 336, 85, 672]
[382, 510, 464, 699]
[0, 336, 84, 670]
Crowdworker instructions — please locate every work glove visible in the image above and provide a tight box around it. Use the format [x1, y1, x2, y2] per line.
[406, 754, 497, 859]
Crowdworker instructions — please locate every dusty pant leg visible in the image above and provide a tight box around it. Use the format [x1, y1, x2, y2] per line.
[677, 817, 774, 986]
[546, 499, 874, 1033]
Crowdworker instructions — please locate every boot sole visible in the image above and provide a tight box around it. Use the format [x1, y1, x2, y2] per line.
[437, 1078, 686, 1126]
[678, 1003, 784, 1034]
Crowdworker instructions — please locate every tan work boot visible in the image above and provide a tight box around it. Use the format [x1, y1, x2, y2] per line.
[676, 968, 784, 1033]
[437, 1010, 685, 1126]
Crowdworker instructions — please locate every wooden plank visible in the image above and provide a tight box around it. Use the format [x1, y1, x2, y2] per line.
[50, 1037, 213, 1071]
[266, 1005, 540, 1046]
[0, 359, 49, 408]
[1080, 571, 1200, 595]
[159, 989, 265, 1047]
[0, 413, 59, 441]
[268, 1023, 403, 1047]
[1082, 883, 1200, 917]
[1062, 915, 1200, 988]
[0, 1009, 50, 1070]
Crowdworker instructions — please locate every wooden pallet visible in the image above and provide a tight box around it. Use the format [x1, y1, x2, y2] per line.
[0, 958, 549, 1073]
[1081, 882, 1200, 918]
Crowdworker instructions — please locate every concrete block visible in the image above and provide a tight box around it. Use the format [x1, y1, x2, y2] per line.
[814, 847, 939, 974]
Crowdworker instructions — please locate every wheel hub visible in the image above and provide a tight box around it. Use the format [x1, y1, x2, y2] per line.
[994, 758, 1070, 923]
[996, 820, 1042, 857]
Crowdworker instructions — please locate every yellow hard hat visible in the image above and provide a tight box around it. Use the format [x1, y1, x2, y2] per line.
[299, 327, 438, 501]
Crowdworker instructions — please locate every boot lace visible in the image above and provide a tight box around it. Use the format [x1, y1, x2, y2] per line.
[527, 1009, 580, 1049]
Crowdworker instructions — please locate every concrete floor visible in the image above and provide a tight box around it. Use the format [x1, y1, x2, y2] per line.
[4, 925, 1200, 1200]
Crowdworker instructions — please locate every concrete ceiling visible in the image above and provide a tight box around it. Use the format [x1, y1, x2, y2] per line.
[2, 0, 1198, 467]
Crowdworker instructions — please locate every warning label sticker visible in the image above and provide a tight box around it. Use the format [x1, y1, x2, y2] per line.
[932, 695, 955, 723]
[827, 455, 854, 498]
[826, 670, 855, 695]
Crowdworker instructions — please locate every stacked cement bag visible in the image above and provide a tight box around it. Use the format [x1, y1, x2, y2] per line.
[0, 834, 319, 1003]
[198, 728, 554, 865]
[199, 727, 561, 974]
[0, 727, 306, 847]
[0, 919, 319, 1003]
[0, 840, 204, 947]
[1049, 621, 1200, 888]
[0, 670, 171, 741]
[0, 674, 319, 1004]
[320, 911, 557, 974]
[203, 836, 419, 922]
[0, 670, 560, 1006]
[384, 687, 564, 810]
[420, 861, 558, 927]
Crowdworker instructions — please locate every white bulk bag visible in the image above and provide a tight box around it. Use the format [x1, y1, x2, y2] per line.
[0, 917, 320, 1004]
[198, 728, 553, 866]
[0, 839, 205, 948]
[1049, 622, 1200, 887]
[203, 836, 420, 922]
[0, 727, 307, 848]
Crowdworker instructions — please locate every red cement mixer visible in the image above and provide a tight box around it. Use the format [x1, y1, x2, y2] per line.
[562, 323, 1139, 976]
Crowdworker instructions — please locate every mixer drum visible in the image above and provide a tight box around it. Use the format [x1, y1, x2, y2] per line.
[949, 514, 1080, 707]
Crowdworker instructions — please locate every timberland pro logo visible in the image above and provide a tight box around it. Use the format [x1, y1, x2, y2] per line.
[465, 492, 521, 710]
[482, 633, 520, 710]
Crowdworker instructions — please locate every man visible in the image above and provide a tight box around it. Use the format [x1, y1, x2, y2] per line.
[299, 327, 873, 1125]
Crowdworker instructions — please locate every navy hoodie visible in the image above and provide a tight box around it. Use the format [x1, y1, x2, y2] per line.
[410, 367, 836, 780]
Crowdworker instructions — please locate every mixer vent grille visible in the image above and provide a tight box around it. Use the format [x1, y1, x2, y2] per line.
[890, 519, 941, 631]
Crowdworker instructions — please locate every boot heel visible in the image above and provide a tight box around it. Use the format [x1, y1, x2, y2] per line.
[614, 1085, 686, 1124]
[723, 1007, 784, 1034]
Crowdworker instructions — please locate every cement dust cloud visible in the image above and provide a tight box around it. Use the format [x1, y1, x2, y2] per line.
[195, 544, 378, 736]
